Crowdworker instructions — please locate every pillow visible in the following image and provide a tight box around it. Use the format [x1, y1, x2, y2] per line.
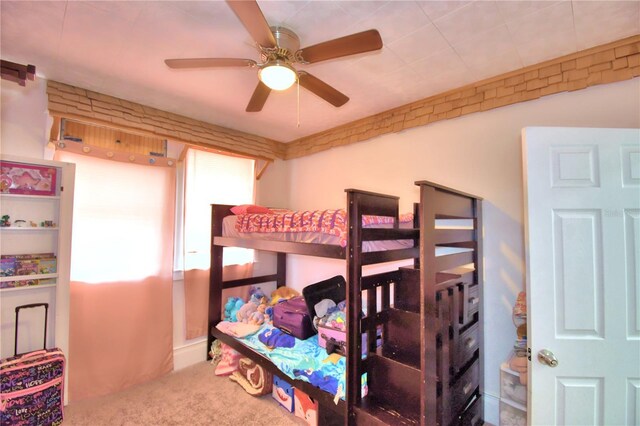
[230, 204, 272, 215]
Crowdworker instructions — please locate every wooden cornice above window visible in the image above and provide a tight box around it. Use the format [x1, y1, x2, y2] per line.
[46, 80, 285, 161]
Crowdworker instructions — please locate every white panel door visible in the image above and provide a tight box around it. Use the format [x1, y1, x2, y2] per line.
[523, 127, 640, 425]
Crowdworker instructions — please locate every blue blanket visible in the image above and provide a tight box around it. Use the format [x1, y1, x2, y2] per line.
[231, 324, 366, 399]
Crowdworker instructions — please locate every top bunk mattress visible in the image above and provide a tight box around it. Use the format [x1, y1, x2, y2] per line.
[223, 209, 414, 252]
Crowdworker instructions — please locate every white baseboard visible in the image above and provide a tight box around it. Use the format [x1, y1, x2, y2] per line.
[173, 339, 208, 371]
[484, 392, 500, 425]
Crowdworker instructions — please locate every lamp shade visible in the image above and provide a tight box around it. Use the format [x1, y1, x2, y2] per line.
[259, 61, 297, 91]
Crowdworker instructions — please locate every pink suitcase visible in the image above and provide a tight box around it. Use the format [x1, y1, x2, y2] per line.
[0, 303, 65, 426]
[317, 324, 369, 356]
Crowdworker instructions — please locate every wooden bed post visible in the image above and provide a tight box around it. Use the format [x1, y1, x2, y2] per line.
[276, 252, 286, 288]
[208, 204, 233, 359]
[418, 184, 438, 426]
[346, 190, 362, 425]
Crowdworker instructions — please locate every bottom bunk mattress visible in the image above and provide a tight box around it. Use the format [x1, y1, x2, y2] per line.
[215, 321, 366, 401]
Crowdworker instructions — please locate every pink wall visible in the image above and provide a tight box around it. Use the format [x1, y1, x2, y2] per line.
[256, 78, 640, 423]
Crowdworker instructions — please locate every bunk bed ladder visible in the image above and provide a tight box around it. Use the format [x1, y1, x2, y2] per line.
[351, 182, 483, 426]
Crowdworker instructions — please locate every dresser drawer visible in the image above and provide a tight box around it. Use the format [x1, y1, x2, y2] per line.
[451, 360, 480, 416]
[455, 321, 479, 373]
[460, 284, 480, 325]
[459, 395, 483, 426]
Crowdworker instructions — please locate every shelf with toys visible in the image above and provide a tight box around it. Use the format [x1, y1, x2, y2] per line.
[0, 154, 75, 385]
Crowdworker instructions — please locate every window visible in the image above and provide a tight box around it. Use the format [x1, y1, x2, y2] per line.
[183, 148, 255, 270]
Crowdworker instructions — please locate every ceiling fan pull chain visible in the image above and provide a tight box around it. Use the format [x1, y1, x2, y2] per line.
[297, 77, 300, 128]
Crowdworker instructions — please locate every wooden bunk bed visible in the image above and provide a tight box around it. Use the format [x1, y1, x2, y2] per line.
[208, 181, 483, 426]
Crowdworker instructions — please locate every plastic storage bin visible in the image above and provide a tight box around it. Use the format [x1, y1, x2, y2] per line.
[500, 362, 527, 406]
[500, 397, 526, 426]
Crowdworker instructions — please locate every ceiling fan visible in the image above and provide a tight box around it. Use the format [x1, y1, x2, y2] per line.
[164, 0, 383, 112]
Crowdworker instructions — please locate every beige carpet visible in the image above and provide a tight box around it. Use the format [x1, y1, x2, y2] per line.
[63, 361, 305, 425]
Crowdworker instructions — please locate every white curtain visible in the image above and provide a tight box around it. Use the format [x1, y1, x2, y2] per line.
[55, 150, 175, 401]
[183, 149, 255, 339]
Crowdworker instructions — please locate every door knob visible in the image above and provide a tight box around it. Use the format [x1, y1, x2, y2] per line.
[538, 349, 558, 367]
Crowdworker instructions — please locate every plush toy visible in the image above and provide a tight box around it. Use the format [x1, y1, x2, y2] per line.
[264, 306, 273, 323]
[249, 286, 268, 303]
[236, 301, 258, 323]
[248, 303, 268, 325]
[270, 287, 300, 305]
[225, 297, 245, 322]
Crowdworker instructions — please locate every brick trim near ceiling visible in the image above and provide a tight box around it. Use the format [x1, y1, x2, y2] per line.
[47, 35, 638, 162]
[284, 34, 640, 160]
[46, 80, 285, 161]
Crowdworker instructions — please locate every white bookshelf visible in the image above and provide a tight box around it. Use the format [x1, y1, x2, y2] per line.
[0, 155, 75, 403]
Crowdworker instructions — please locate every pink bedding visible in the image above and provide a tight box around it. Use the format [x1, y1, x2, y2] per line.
[224, 209, 414, 250]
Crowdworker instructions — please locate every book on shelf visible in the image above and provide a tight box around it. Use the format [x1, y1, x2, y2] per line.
[16, 259, 38, 276]
[0, 258, 16, 277]
[37, 258, 57, 274]
[0, 278, 42, 289]
[0, 253, 57, 275]
[1, 252, 55, 260]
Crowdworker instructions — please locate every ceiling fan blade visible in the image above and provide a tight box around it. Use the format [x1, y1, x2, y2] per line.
[226, 0, 276, 48]
[298, 72, 349, 107]
[296, 29, 383, 64]
[165, 58, 256, 69]
[246, 81, 271, 112]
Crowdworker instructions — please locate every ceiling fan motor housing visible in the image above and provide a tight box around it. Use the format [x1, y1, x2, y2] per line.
[261, 26, 300, 63]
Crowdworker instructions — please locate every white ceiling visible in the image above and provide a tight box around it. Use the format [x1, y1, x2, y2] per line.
[1, 1, 638, 142]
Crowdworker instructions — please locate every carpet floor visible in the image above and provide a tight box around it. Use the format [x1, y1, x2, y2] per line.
[63, 361, 305, 425]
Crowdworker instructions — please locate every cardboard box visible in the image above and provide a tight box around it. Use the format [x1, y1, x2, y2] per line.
[271, 375, 294, 412]
[294, 389, 318, 426]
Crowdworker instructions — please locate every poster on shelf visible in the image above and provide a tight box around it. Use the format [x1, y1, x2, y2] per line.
[0, 161, 57, 196]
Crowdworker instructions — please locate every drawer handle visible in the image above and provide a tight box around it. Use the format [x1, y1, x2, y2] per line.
[463, 382, 473, 395]
[465, 337, 476, 348]
[468, 297, 479, 305]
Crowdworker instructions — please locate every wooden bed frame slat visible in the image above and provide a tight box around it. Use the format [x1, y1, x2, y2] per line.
[345, 189, 399, 218]
[214, 236, 345, 258]
[221, 273, 279, 289]
[435, 250, 474, 272]
[362, 247, 419, 265]
[361, 228, 419, 241]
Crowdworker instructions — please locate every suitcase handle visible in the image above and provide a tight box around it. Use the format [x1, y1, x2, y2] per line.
[14, 303, 49, 356]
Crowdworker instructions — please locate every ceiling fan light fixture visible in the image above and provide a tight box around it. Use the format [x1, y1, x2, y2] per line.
[259, 60, 297, 91]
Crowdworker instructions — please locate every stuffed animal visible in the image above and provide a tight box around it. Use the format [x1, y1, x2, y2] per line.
[225, 297, 245, 322]
[249, 286, 268, 303]
[270, 287, 300, 305]
[248, 303, 270, 325]
[236, 301, 258, 323]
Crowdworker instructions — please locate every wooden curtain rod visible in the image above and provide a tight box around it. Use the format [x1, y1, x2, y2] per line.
[1, 60, 36, 86]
